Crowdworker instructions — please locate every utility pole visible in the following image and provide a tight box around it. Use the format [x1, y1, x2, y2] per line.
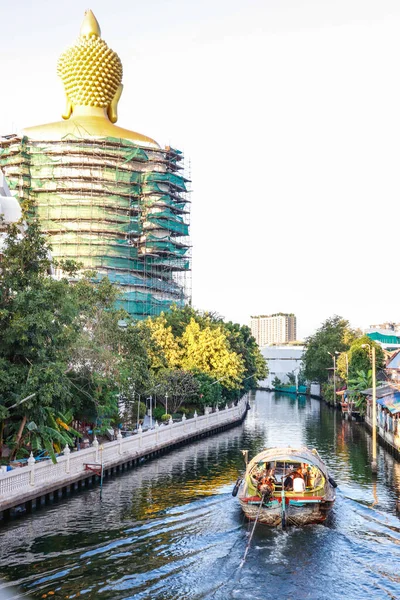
[362, 343, 377, 472]
[371, 345, 377, 472]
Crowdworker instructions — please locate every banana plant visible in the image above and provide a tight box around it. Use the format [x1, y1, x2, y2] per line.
[348, 369, 373, 415]
[26, 408, 81, 463]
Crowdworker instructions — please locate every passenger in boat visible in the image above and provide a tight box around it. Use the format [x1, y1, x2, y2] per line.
[284, 467, 304, 491]
[284, 473, 294, 491]
[258, 474, 275, 497]
[266, 464, 277, 483]
[292, 467, 306, 493]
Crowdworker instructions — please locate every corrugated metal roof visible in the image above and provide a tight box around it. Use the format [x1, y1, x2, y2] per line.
[368, 332, 400, 344]
[361, 384, 399, 397]
[377, 392, 400, 414]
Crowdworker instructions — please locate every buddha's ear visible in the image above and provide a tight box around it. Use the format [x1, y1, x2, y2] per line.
[62, 97, 73, 120]
[107, 84, 123, 123]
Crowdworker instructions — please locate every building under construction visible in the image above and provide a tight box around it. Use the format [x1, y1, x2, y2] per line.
[0, 10, 191, 320]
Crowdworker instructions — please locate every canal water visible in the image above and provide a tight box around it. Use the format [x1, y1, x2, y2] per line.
[1, 391, 400, 600]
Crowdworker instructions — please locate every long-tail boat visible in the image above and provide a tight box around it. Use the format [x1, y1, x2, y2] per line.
[233, 446, 336, 527]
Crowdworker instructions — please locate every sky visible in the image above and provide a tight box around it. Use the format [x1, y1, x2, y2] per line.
[1, 0, 400, 339]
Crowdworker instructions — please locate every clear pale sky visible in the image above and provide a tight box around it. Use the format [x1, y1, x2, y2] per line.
[1, 0, 400, 339]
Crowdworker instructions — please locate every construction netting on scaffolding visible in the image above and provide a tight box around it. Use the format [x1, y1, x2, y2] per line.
[0, 135, 191, 320]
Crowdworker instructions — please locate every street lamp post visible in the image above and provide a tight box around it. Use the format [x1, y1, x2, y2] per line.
[136, 393, 141, 432]
[362, 344, 377, 472]
[149, 395, 153, 429]
[292, 366, 300, 395]
[142, 383, 163, 429]
[342, 351, 349, 382]
[328, 351, 339, 405]
[165, 393, 168, 416]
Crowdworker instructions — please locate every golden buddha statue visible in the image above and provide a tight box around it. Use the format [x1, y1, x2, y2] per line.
[23, 10, 159, 148]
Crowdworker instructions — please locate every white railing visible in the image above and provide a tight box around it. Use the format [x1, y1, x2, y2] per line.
[0, 398, 247, 504]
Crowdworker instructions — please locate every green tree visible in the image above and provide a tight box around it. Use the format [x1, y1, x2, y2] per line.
[0, 222, 142, 460]
[337, 335, 385, 382]
[192, 371, 222, 407]
[303, 315, 358, 384]
[272, 376, 282, 388]
[0, 221, 87, 459]
[223, 322, 268, 391]
[153, 369, 200, 414]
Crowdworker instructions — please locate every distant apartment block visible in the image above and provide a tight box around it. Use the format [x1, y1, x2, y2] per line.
[369, 322, 400, 333]
[250, 313, 297, 347]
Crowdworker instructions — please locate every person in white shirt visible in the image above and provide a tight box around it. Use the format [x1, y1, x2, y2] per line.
[293, 475, 306, 493]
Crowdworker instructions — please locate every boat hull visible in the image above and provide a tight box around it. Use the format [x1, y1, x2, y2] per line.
[239, 497, 333, 526]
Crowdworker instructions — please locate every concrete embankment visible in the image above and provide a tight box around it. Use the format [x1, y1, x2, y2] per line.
[0, 399, 248, 521]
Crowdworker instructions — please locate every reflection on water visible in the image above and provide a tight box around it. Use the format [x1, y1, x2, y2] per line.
[1, 391, 400, 599]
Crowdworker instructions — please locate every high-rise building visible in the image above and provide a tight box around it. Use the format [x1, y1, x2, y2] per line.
[250, 313, 297, 347]
[0, 10, 191, 319]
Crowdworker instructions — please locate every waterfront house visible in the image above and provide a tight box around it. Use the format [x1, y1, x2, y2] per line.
[386, 350, 400, 384]
[362, 384, 400, 453]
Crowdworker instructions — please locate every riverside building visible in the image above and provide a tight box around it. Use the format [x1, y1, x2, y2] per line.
[250, 313, 297, 347]
[0, 10, 191, 320]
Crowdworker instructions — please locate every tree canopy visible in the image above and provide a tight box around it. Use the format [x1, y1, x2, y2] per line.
[336, 335, 385, 382]
[0, 224, 267, 462]
[303, 315, 359, 384]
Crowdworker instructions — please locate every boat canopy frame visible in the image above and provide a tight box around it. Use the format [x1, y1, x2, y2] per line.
[247, 447, 330, 479]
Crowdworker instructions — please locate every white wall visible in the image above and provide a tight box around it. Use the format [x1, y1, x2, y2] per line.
[258, 345, 304, 388]
[0, 171, 22, 253]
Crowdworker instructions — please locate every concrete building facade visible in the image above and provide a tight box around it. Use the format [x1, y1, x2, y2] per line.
[250, 313, 297, 347]
[258, 345, 304, 388]
[0, 172, 22, 255]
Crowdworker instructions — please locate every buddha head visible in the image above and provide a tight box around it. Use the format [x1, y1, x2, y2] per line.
[57, 10, 123, 123]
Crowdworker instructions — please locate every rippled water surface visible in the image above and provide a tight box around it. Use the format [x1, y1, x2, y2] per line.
[2, 391, 400, 599]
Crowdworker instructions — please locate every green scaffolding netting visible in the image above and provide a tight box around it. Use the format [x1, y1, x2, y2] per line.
[0, 135, 190, 320]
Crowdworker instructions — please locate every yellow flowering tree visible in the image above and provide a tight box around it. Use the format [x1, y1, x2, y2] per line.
[180, 318, 244, 389]
[142, 315, 182, 370]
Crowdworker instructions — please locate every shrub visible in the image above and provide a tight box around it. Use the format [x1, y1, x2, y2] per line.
[272, 376, 282, 388]
[161, 413, 171, 422]
[153, 406, 165, 420]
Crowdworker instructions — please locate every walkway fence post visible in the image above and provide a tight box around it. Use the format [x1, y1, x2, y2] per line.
[117, 430, 123, 455]
[28, 452, 35, 486]
[64, 445, 70, 474]
[93, 436, 99, 462]
[155, 420, 159, 443]
[138, 424, 142, 448]
[182, 413, 186, 431]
